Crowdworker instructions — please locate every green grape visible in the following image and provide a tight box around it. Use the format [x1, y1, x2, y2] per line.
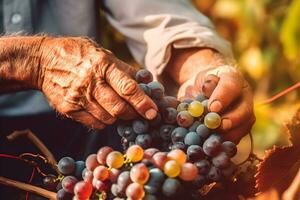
[106, 151, 124, 169]
[188, 100, 204, 117]
[164, 160, 181, 178]
[176, 102, 189, 112]
[204, 112, 221, 129]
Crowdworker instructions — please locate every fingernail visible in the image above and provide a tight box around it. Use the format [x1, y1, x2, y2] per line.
[221, 119, 232, 130]
[209, 100, 222, 112]
[145, 108, 157, 120]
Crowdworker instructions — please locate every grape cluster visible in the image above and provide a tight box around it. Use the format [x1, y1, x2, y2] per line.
[53, 69, 239, 200]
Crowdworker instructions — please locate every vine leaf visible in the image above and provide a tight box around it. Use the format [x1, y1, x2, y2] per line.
[285, 107, 300, 147]
[255, 145, 300, 192]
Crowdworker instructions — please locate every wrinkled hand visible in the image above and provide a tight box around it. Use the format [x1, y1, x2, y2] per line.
[166, 48, 255, 143]
[38, 37, 157, 129]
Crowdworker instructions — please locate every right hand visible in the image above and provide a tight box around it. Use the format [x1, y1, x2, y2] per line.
[37, 37, 158, 129]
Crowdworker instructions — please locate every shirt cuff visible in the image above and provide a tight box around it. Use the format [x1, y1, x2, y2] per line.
[143, 14, 234, 78]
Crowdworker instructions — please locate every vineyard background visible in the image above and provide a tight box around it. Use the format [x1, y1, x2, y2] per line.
[98, 0, 300, 160]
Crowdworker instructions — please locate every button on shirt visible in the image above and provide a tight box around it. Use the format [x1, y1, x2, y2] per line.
[0, 0, 232, 117]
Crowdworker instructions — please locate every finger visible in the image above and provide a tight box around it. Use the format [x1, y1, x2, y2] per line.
[67, 110, 105, 129]
[93, 82, 137, 120]
[219, 87, 255, 131]
[207, 67, 244, 113]
[85, 98, 117, 125]
[105, 63, 158, 120]
[221, 121, 253, 144]
[115, 60, 138, 79]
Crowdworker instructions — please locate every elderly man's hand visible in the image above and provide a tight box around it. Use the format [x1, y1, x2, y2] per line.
[38, 37, 157, 129]
[165, 48, 255, 143]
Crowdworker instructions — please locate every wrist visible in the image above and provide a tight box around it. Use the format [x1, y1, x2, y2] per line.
[0, 36, 46, 92]
[165, 47, 228, 84]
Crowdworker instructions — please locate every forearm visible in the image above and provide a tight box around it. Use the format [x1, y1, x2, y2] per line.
[165, 47, 228, 85]
[0, 36, 45, 93]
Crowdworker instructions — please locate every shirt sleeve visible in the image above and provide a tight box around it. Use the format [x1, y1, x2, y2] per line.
[103, 0, 234, 77]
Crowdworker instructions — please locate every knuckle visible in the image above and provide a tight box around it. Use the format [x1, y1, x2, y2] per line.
[120, 79, 138, 96]
[110, 101, 127, 117]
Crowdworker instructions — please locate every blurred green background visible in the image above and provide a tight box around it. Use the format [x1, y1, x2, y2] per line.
[99, 0, 300, 159]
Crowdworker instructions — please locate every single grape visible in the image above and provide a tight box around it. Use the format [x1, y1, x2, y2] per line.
[93, 165, 109, 181]
[207, 166, 222, 182]
[157, 96, 180, 109]
[195, 92, 207, 102]
[147, 81, 165, 99]
[126, 145, 144, 162]
[126, 182, 145, 199]
[62, 176, 78, 193]
[171, 127, 188, 144]
[130, 163, 150, 184]
[164, 160, 181, 178]
[167, 149, 186, 165]
[149, 113, 162, 127]
[222, 141, 237, 157]
[74, 161, 85, 179]
[176, 102, 189, 112]
[92, 178, 109, 192]
[212, 152, 230, 169]
[58, 157, 75, 175]
[171, 142, 186, 151]
[187, 145, 205, 162]
[136, 69, 153, 84]
[188, 100, 204, 117]
[117, 124, 126, 137]
[194, 160, 211, 174]
[189, 121, 201, 132]
[123, 126, 137, 142]
[132, 119, 149, 134]
[82, 169, 93, 183]
[204, 112, 221, 129]
[135, 134, 152, 149]
[159, 124, 175, 141]
[117, 171, 132, 193]
[110, 183, 121, 197]
[152, 152, 168, 169]
[56, 182, 63, 191]
[108, 168, 120, 183]
[179, 163, 198, 181]
[85, 154, 100, 171]
[162, 107, 177, 124]
[202, 74, 219, 98]
[162, 178, 182, 197]
[143, 148, 159, 160]
[184, 132, 202, 146]
[202, 134, 222, 157]
[144, 168, 165, 194]
[74, 181, 93, 198]
[139, 83, 151, 96]
[106, 151, 124, 169]
[56, 189, 73, 200]
[176, 111, 194, 128]
[97, 146, 113, 165]
[196, 124, 210, 140]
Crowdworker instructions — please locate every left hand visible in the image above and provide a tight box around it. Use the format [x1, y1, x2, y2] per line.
[164, 48, 255, 143]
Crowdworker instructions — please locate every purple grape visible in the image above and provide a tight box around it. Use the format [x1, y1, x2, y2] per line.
[147, 81, 165, 99]
[221, 141, 237, 157]
[176, 111, 194, 128]
[58, 157, 75, 175]
[195, 93, 207, 102]
[188, 121, 201, 132]
[187, 145, 205, 162]
[149, 113, 162, 127]
[136, 69, 153, 84]
[135, 134, 152, 149]
[162, 107, 177, 124]
[202, 134, 222, 157]
[194, 160, 211, 174]
[159, 125, 175, 141]
[184, 132, 201, 146]
[196, 124, 210, 140]
[171, 127, 188, 144]
[139, 83, 151, 96]
[132, 119, 149, 134]
[171, 142, 187, 151]
[212, 152, 230, 169]
[207, 166, 222, 182]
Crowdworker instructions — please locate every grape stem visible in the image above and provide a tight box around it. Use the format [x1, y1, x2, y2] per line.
[0, 176, 56, 199]
[258, 82, 300, 105]
[6, 129, 58, 173]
